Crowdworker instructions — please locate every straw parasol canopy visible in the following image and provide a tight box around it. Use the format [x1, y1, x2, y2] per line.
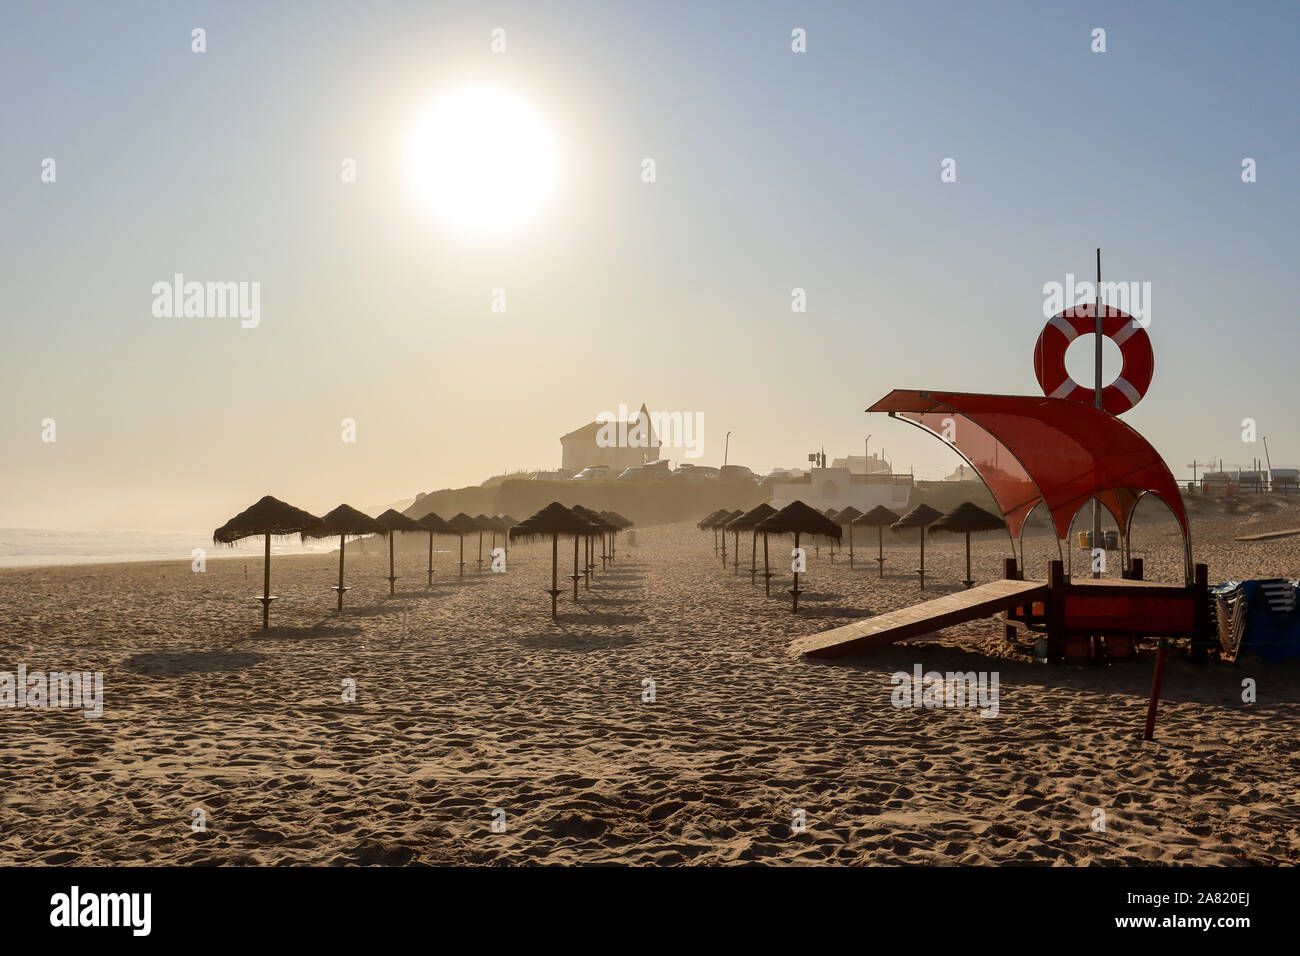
[375, 509, 422, 594]
[728, 502, 777, 586]
[303, 504, 387, 610]
[416, 512, 456, 587]
[494, 515, 519, 555]
[600, 510, 632, 560]
[469, 514, 497, 573]
[720, 506, 761, 575]
[715, 509, 745, 566]
[853, 505, 900, 578]
[892, 503, 944, 590]
[930, 502, 1007, 589]
[571, 505, 613, 579]
[213, 495, 324, 628]
[509, 502, 603, 618]
[698, 508, 731, 555]
[755, 501, 841, 612]
[447, 513, 479, 576]
[835, 505, 864, 568]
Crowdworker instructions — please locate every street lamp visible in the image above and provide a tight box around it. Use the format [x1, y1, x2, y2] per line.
[724, 431, 731, 466]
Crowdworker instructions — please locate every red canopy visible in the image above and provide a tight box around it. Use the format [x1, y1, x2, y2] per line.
[868, 391, 1189, 561]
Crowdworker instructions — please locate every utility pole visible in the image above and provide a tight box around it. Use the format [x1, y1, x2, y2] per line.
[1093, 248, 1103, 578]
[1263, 436, 1273, 491]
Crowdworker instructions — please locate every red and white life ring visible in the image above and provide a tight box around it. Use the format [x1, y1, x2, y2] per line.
[1033, 304, 1153, 414]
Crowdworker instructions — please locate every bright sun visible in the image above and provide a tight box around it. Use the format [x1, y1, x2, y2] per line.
[407, 86, 559, 235]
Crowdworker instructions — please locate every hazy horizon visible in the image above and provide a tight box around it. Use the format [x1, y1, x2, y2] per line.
[4, 0, 1298, 533]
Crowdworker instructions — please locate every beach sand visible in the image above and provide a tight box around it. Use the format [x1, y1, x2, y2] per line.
[2, 497, 1299, 866]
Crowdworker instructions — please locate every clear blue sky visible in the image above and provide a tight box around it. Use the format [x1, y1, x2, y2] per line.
[2, 0, 1297, 530]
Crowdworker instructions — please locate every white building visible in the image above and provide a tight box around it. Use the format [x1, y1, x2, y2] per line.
[769, 467, 912, 513]
[830, 454, 890, 476]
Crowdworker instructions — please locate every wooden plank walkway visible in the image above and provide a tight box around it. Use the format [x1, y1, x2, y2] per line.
[789, 579, 1049, 658]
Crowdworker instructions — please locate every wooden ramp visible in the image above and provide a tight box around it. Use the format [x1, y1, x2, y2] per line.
[1235, 527, 1300, 542]
[790, 579, 1049, 658]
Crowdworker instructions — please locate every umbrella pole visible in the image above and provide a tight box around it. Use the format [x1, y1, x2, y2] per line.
[262, 533, 271, 628]
[388, 533, 396, 595]
[601, 530, 607, 569]
[573, 536, 580, 601]
[763, 533, 771, 596]
[477, 532, 483, 573]
[427, 531, 434, 588]
[550, 532, 560, 618]
[849, 524, 854, 569]
[337, 534, 346, 610]
[878, 526, 884, 578]
[750, 531, 757, 585]
[733, 530, 739, 573]
[964, 531, 973, 589]
[584, 536, 591, 589]
[458, 535, 465, 577]
[919, 527, 926, 590]
[792, 531, 801, 613]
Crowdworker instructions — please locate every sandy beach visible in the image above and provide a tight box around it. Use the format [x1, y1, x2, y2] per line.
[2, 498, 1299, 866]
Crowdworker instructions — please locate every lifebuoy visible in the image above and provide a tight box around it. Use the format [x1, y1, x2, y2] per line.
[1033, 304, 1153, 414]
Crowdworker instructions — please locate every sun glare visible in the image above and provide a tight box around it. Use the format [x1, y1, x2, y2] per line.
[407, 86, 560, 235]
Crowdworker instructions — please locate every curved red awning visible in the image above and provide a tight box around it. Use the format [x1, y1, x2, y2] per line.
[867, 390, 1189, 545]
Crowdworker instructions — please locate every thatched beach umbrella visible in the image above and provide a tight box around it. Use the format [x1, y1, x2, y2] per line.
[716, 509, 744, 567]
[575, 506, 617, 571]
[822, 509, 839, 559]
[601, 510, 632, 560]
[930, 502, 1007, 589]
[447, 513, 478, 576]
[835, 506, 864, 568]
[376, 509, 422, 594]
[728, 503, 777, 586]
[416, 512, 456, 587]
[892, 503, 944, 590]
[470, 514, 497, 573]
[303, 504, 387, 610]
[509, 502, 603, 618]
[754, 501, 841, 612]
[853, 505, 899, 579]
[213, 495, 323, 629]
[571, 505, 610, 584]
[495, 515, 519, 557]
[698, 509, 730, 554]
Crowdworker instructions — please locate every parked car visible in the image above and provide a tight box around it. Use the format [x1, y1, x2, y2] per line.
[673, 464, 719, 481]
[719, 464, 757, 482]
[617, 466, 645, 480]
[572, 465, 610, 481]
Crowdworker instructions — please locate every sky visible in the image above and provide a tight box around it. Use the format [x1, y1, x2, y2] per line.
[2, 0, 1297, 531]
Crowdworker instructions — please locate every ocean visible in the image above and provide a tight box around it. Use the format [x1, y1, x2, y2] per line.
[0, 528, 338, 568]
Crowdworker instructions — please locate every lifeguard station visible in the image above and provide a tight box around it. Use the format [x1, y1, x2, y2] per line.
[790, 301, 1208, 739]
